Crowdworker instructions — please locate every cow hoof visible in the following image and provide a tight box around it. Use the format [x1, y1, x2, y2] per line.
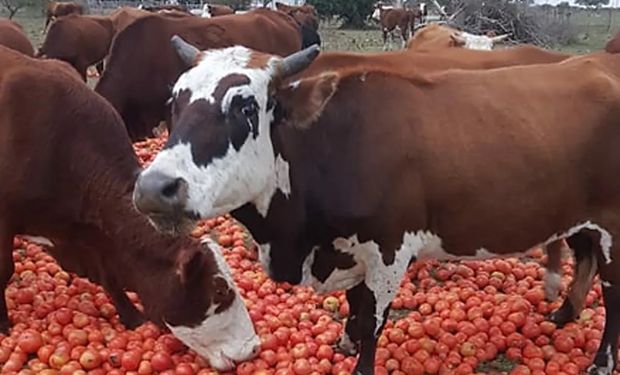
[547, 306, 575, 328]
[587, 364, 614, 375]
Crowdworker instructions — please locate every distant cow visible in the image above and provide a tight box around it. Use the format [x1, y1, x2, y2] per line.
[38, 14, 114, 80]
[95, 9, 314, 141]
[0, 45, 260, 371]
[200, 3, 235, 18]
[134, 37, 620, 375]
[372, 5, 422, 50]
[0, 18, 34, 56]
[408, 23, 509, 51]
[44, 1, 83, 32]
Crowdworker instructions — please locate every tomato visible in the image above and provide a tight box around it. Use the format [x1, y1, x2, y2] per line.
[292, 358, 312, 375]
[150, 352, 173, 371]
[17, 330, 43, 354]
[121, 350, 142, 370]
[79, 349, 102, 370]
[553, 335, 575, 353]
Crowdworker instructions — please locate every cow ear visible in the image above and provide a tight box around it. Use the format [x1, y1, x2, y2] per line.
[177, 250, 205, 285]
[276, 72, 339, 129]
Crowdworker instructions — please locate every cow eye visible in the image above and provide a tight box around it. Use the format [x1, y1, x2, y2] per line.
[241, 103, 257, 117]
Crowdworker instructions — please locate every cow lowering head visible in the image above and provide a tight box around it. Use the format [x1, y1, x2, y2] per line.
[165, 238, 260, 370]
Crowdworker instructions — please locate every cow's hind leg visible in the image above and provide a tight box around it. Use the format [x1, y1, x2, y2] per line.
[548, 232, 597, 327]
[544, 240, 564, 302]
[587, 282, 620, 375]
[336, 282, 364, 356]
[0, 224, 14, 334]
[102, 276, 145, 329]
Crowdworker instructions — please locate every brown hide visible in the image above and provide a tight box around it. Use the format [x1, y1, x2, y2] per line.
[0, 19, 34, 56]
[44, 1, 84, 31]
[407, 23, 466, 51]
[39, 14, 114, 81]
[275, 2, 318, 30]
[107, 7, 153, 33]
[207, 4, 235, 17]
[95, 9, 302, 141]
[293, 45, 571, 80]
[0, 45, 227, 331]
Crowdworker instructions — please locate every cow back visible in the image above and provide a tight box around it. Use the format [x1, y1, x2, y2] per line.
[0, 19, 34, 57]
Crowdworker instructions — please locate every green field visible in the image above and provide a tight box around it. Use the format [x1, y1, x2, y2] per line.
[4, 5, 620, 56]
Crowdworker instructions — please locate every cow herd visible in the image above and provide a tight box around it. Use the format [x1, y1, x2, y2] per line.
[1, 1, 620, 374]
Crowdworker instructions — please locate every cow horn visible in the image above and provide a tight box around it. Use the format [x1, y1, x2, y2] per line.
[170, 35, 201, 66]
[491, 34, 509, 42]
[277, 44, 320, 78]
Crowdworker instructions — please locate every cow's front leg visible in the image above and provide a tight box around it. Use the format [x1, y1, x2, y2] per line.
[102, 276, 145, 329]
[336, 283, 365, 356]
[0, 225, 14, 334]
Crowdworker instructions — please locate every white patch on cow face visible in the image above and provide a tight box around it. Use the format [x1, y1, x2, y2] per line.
[166, 239, 259, 371]
[460, 33, 495, 50]
[371, 7, 381, 21]
[21, 235, 55, 248]
[543, 271, 562, 302]
[200, 4, 212, 17]
[141, 47, 290, 219]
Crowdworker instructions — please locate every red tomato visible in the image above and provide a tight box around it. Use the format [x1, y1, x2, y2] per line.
[17, 330, 43, 354]
[150, 352, 173, 371]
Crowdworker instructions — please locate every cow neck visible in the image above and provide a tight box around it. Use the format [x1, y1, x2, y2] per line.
[79, 156, 212, 323]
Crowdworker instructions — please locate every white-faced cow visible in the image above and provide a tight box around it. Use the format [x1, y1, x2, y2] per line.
[133, 36, 620, 375]
[407, 23, 509, 51]
[0, 45, 260, 371]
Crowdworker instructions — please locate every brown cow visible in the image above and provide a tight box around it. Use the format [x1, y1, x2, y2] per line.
[44, 1, 83, 33]
[407, 23, 509, 51]
[0, 18, 34, 56]
[200, 4, 235, 18]
[0, 45, 260, 371]
[275, 2, 318, 31]
[134, 38, 620, 375]
[372, 5, 421, 50]
[38, 14, 114, 80]
[95, 9, 310, 141]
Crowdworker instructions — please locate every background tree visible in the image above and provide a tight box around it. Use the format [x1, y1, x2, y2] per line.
[575, 0, 609, 8]
[307, 0, 376, 28]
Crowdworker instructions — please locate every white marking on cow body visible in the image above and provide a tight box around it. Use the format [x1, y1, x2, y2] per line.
[166, 239, 259, 371]
[543, 271, 562, 301]
[602, 280, 612, 287]
[258, 243, 272, 276]
[587, 343, 615, 375]
[200, 4, 212, 17]
[142, 46, 290, 219]
[300, 246, 365, 294]
[21, 235, 55, 247]
[543, 221, 613, 264]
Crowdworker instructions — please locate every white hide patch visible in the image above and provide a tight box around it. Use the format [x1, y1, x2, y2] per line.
[258, 243, 272, 276]
[165, 238, 259, 371]
[458, 33, 496, 50]
[587, 343, 615, 375]
[200, 4, 211, 17]
[21, 235, 55, 247]
[141, 46, 290, 219]
[544, 221, 613, 264]
[543, 271, 562, 302]
[601, 280, 613, 287]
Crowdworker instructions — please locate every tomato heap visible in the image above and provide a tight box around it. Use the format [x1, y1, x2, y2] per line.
[0, 134, 613, 375]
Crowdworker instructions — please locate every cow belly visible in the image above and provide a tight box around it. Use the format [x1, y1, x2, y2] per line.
[301, 247, 365, 294]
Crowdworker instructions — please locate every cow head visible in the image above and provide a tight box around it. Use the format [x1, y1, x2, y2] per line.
[450, 31, 509, 50]
[165, 238, 260, 370]
[133, 37, 334, 235]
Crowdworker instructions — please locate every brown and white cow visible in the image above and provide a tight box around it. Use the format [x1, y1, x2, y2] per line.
[38, 14, 114, 80]
[0, 45, 260, 371]
[95, 9, 318, 141]
[0, 18, 34, 56]
[407, 23, 509, 51]
[134, 37, 620, 374]
[372, 5, 422, 50]
[44, 1, 83, 33]
[200, 3, 235, 18]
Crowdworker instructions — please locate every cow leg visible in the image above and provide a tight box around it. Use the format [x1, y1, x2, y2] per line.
[549, 232, 597, 327]
[351, 282, 389, 375]
[0, 226, 14, 334]
[544, 240, 564, 302]
[336, 282, 365, 356]
[587, 282, 620, 375]
[102, 276, 145, 329]
[382, 29, 389, 51]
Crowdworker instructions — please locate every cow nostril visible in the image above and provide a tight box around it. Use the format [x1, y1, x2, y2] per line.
[162, 178, 182, 198]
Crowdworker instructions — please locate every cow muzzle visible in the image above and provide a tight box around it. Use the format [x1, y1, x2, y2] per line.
[133, 171, 193, 233]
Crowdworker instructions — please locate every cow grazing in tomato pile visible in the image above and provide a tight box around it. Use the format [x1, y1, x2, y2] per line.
[95, 9, 318, 142]
[44, 1, 83, 32]
[0, 18, 34, 57]
[0, 45, 260, 371]
[407, 23, 509, 51]
[134, 36, 620, 374]
[38, 14, 114, 80]
[372, 5, 421, 50]
[200, 3, 235, 18]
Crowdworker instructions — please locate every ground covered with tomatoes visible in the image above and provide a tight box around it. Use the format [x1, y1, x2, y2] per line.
[0, 134, 614, 375]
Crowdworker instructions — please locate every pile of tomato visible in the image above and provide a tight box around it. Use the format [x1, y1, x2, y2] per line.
[0, 134, 612, 375]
